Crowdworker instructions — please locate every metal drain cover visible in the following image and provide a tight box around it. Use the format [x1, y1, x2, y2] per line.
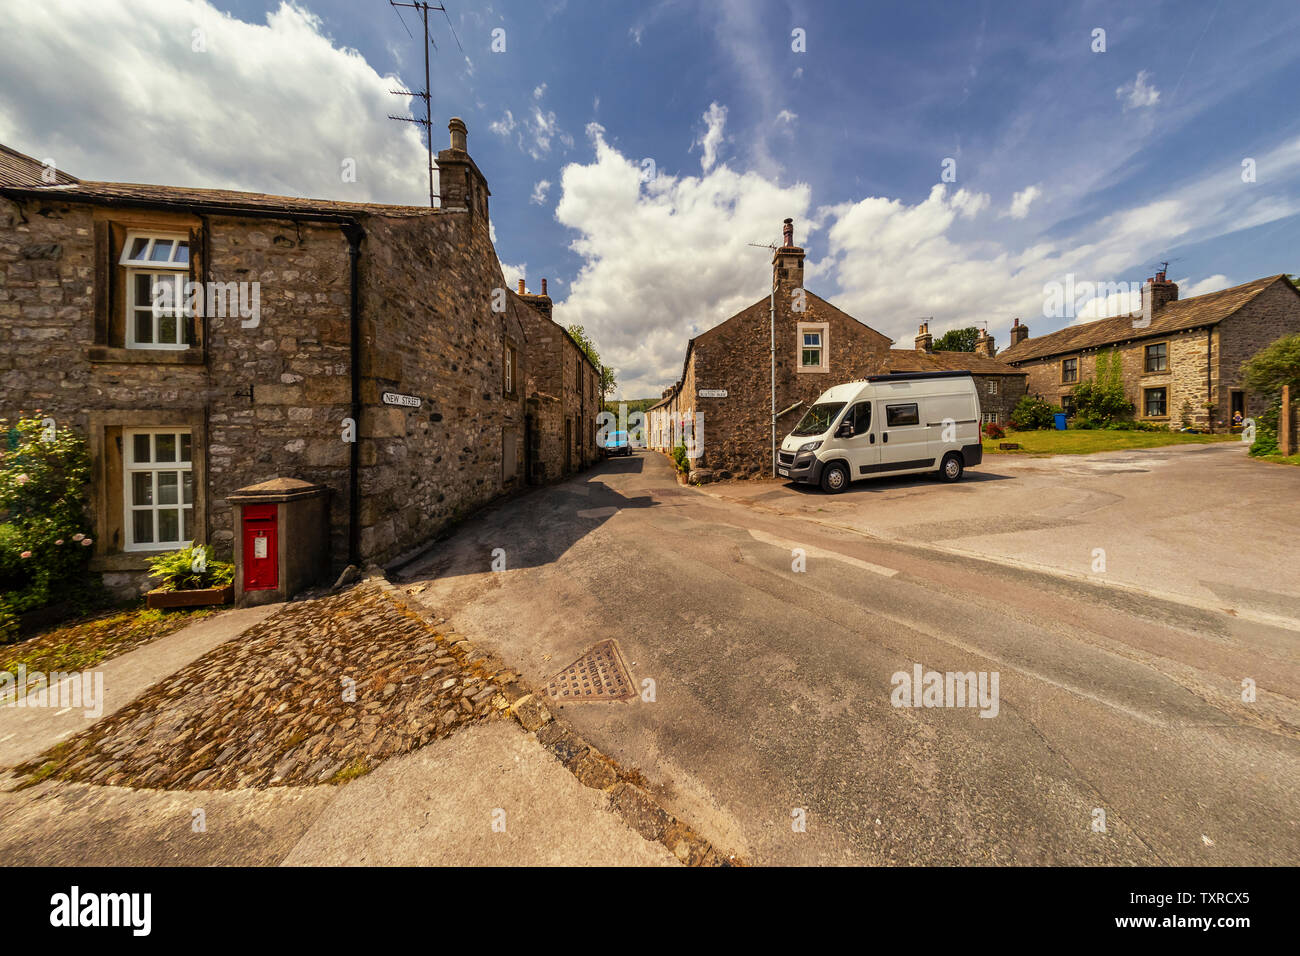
[545, 640, 636, 701]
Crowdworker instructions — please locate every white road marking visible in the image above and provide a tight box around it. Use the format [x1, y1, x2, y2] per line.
[748, 529, 898, 577]
[54, 707, 73, 716]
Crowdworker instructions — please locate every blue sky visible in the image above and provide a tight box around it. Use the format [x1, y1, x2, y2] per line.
[2, 0, 1298, 396]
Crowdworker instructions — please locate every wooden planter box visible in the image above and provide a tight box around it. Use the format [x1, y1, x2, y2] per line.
[145, 584, 234, 610]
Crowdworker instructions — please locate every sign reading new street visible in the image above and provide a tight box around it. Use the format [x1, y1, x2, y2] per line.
[381, 391, 422, 409]
[698, 389, 728, 398]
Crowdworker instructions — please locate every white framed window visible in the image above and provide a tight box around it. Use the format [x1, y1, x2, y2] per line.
[982, 411, 999, 424]
[124, 429, 194, 551]
[797, 322, 829, 372]
[987, 379, 998, 395]
[120, 233, 192, 350]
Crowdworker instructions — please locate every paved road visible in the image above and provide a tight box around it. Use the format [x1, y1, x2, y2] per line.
[398, 449, 1300, 865]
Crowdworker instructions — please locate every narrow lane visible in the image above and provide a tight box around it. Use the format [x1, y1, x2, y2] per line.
[398, 451, 1300, 865]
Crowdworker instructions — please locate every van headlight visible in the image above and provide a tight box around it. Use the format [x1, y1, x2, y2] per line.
[798, 441, 822, 453]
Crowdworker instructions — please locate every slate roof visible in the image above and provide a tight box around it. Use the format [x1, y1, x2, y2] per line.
[0, 144, 79, 187]
[881, 349, 1026, 376]
[0, 142, 433, 219]
[998, 275, 1294, 363]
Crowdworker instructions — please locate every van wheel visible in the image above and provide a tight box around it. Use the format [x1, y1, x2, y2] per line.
[820, 461, 849, 493]
[939, 452, 963, 483]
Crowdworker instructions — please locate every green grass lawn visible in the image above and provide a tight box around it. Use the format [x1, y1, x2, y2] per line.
[1250, 450, 1300, 466]
[983, 429, 1240, 456]
[0, 604, 222, 675]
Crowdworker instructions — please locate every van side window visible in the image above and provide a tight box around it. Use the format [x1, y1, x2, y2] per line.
[851, 402, 871, 435]
[885, 403, 920, 427]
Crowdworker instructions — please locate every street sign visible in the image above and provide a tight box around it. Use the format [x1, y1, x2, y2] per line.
[698, 389, 728, 398]
[381, 391, 422, 409]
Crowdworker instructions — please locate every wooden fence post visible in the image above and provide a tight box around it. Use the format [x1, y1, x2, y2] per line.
[1281, 384, 1293, 457]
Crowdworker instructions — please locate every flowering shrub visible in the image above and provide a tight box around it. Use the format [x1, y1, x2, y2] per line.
[0, 413, 97, 634]
[983, 422, 1006, 440]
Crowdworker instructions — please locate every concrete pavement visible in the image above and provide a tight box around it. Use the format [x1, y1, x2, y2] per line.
[0, 719, 679, 866]
[396, 449, 1300, 865]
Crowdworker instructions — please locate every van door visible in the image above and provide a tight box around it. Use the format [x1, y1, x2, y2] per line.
[878, 399, 934, 472]
[840, 401, 879, 477]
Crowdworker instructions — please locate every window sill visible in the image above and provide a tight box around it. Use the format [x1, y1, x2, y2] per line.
[90, 551, 175, 573]
[90, 346, 205, 365]
[797, 367, 830, 374]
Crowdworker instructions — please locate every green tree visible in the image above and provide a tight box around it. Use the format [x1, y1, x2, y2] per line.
[1241, 332, 1300, 457]
[566, 324, 617, 399]
[933, 327, 980, 352]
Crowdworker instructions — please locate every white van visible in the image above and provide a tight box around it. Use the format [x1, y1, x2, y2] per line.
[777, 371, 983, 492]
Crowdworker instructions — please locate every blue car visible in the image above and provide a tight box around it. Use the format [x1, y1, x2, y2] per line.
[605, 430, 632, 456]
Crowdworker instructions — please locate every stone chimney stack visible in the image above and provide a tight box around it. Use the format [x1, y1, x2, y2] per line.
[1009, 317, 1029, 347]
[773, 217, 805, 292]
[974, 328, 996, 357]
[1143, 271, 1179, 317]
[516, 275, 553, 320]
[437, 117, 491, 228]
[915, 321, 933, 353]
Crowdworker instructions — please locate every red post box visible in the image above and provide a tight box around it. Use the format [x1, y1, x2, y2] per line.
[228, 478, 329, 607]
[241, 504, 278, 591]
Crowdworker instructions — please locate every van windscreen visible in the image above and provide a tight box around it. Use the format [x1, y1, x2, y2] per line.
[791, 402, 846, 436]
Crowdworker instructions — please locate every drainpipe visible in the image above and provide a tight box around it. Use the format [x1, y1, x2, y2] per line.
[770, 274, 776, 476]
[341, 222, 365, 566]
[1207, 328, 1214, 432]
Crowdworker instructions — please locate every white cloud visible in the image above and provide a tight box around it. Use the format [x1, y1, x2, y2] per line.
[533, 83, 547, 100]
[549, 115, 1300, 397]
[775, 110, 797, 124]
[1117, 70, 1161, 110]
[1007, 184, 1041, 219]
[489, 109, 517, 137]
[500, 261, 527, 289]
[696, 102, 728, 173]
[554, 122, 811, 396]
[1181, 274, 1230, 297]
[530, 179, 551, 205]
[0, 0, 429, 204]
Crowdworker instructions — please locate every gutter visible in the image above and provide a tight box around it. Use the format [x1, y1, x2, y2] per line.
[0, 185, 368, 225]
[341, 223, 366, 567]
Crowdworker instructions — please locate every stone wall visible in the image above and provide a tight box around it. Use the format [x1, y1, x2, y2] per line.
[517, 292, 601, 482]
[1, 173, 593, 594]
[1217, 281, 1300, 422]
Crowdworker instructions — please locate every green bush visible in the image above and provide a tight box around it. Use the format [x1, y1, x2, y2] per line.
[671, 443, 689, 474]
[0, 413, 97, 625]
[146, 543, 235, 592]
[1248, 396, 1282, 458]
[1069, 349, 1133, 425]
[1009, 395, 1060, 430]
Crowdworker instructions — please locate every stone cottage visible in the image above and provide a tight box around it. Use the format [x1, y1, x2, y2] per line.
[513, 278, 602, 481]
[0, 122, 598, 596]
[997, 272, 1300, 428]
[647, 218, 1027, 476]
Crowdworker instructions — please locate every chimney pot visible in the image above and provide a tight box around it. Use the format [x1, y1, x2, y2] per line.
[782, 217, 794, 248]
[449, 117, 468, 152]
[517, 279, 525, 294]
[541, 278, 547, 296]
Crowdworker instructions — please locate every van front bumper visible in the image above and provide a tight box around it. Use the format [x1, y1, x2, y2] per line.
[777, 451, 823, 484]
